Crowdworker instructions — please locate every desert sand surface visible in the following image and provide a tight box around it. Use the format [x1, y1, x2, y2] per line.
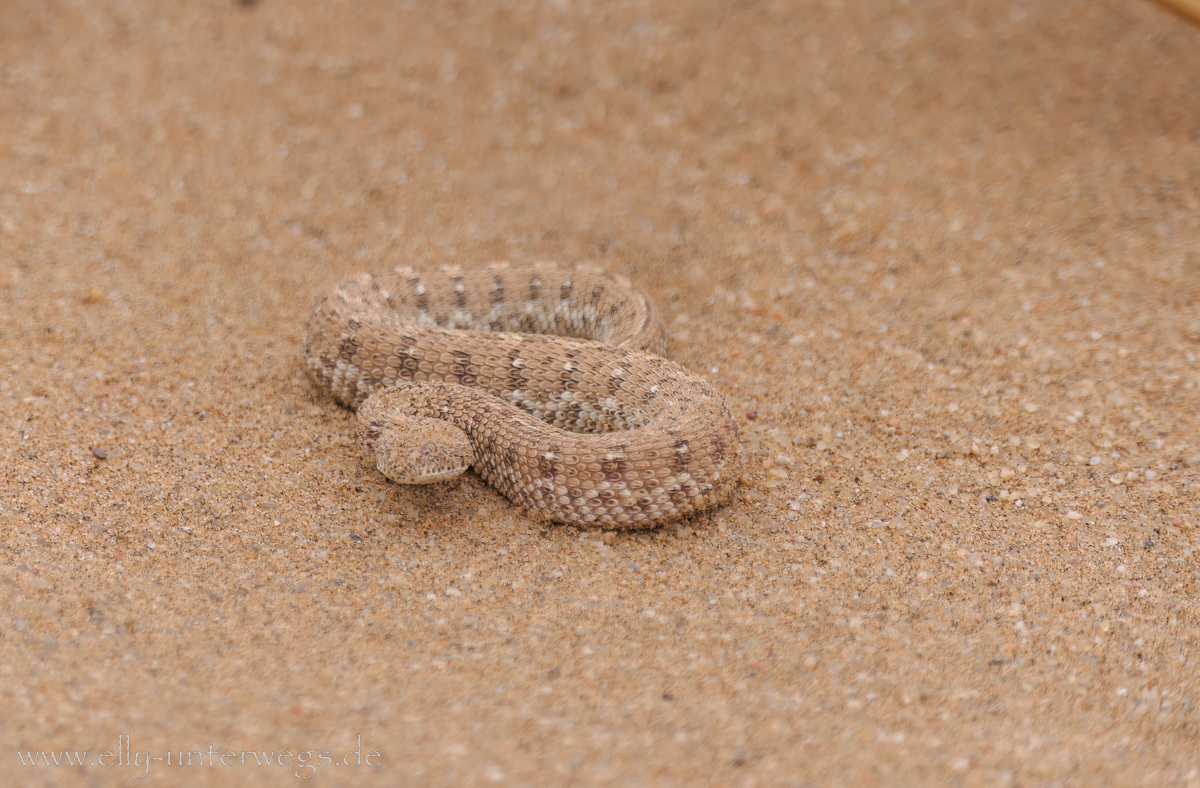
[2, 0, 1199, 785]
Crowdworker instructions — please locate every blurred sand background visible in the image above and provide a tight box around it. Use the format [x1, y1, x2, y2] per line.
[2, 0, 1199, 785]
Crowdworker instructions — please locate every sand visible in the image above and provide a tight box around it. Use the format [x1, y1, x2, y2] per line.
[2, 0, 1198, 785]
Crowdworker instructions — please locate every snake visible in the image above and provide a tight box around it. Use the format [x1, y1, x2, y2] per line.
[303, 261, 741, 529]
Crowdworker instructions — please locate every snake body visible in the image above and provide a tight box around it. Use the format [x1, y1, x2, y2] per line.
[303, 262, 740, 529]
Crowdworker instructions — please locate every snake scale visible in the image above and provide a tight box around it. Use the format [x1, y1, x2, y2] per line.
[303, 261, 740, 529]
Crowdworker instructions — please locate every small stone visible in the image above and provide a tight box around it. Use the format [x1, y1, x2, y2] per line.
[1088, 456, 1101, 466]
[746, 411, 757, 420]
[92, 446, 108, 459]
[1066, 511, 1083, 520]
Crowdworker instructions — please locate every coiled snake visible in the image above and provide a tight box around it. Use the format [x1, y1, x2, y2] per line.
[303, 262, 740, 529]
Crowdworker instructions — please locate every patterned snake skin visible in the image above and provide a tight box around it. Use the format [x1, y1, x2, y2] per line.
[303, 262, 740, 529]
